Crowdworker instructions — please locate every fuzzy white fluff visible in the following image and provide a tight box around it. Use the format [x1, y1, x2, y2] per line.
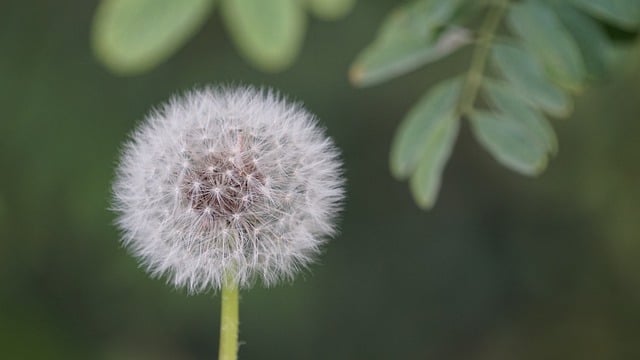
[112, 86, 344, 293]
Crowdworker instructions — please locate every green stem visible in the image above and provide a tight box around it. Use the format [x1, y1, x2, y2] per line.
[218, 282, 239, 360]
[457, 0, 509, 116]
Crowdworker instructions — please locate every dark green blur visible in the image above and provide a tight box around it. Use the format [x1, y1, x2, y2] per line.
[1, 1, 640, 359]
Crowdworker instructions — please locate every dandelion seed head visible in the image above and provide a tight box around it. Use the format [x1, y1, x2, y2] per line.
[112, 86, 344, 293]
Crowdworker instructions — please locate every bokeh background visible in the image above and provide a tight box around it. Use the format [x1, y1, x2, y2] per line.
[2, 1, 640, 359]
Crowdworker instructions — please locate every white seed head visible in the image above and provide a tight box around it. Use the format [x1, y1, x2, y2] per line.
[112, 86, 344, 293]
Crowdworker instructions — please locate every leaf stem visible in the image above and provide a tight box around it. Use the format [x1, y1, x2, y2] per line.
[218, 282, 239, 360]
[457, 0, 509, 116]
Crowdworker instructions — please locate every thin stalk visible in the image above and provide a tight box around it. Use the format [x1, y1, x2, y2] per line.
[457, 0, 509, 116]
[218, 282, 239, 360]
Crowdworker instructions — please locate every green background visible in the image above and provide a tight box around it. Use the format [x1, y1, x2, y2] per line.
[1, 1, 640, 359]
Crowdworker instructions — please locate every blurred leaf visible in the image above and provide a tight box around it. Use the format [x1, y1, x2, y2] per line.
[350, 0, 469, 87]
[483, 80, 558, 155]
[409, 117, 460, 209]
[507, 0, 586, 93]
[92, 0, 215, 75]
[555, 4, 614, 79]
[221, 0, 306, 72]
[390, 78, 461, 180]
[470, 110, 548, 176]
[491, 41, 572, 118]
[568, 0, 640, 29]
[307, 0, 356, 20]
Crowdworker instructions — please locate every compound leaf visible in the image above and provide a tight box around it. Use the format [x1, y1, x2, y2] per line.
[507, 0, 586, 93]
[408, 116, 460, 209]
[483, 80, 558, 155]
[556, 4, 615, 79]
[350, 0, 469, 87]
[390, 78, 462, 180]
[470, 110, 548, 176]
[568, 0, 640, 30]
[491, 41, 572, 118]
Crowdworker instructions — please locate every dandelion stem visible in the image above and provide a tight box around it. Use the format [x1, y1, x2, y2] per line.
[218, 282, 239, 360]
[457, 0, 509, 116]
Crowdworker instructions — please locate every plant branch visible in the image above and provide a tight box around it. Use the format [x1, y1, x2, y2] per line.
[457, 0, 509, 116]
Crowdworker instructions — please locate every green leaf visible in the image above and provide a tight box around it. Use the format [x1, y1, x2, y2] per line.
[307, 0, 357, 20]
[390, 78, 462, 180]
[555, 4, 614, 79]
[470, 110, 548, 176]
[491, 41, 572, 118]
[409, 117, 460, 209]
[507, 0, 586, 93]
[221, 0, 306, 72]
[92, 0, 215, 76]
[350, 0, 469, 87]
[482, 80, 558, 155]
[568, 0, 640, 29]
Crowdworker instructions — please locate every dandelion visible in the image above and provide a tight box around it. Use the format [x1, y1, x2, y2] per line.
[112, 86, 344, 359]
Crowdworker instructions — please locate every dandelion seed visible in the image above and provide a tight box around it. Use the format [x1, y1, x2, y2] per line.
[112, 86, 344, 294]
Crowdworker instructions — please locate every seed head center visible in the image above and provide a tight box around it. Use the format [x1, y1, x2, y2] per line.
[181, 151, 264, 220]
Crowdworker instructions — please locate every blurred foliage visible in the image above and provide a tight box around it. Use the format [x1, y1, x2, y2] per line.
[92, 0, 216, 76]
[352, 0, 639, 209]
[1, 0, 640, 359]
[92, 0, 638, 210]
[92, 0, 356, 74]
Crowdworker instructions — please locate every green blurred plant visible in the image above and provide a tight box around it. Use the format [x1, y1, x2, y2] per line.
[92, 0, 640, 211]
[91, 0, 356, 74]
[350, 0, 639, 209]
